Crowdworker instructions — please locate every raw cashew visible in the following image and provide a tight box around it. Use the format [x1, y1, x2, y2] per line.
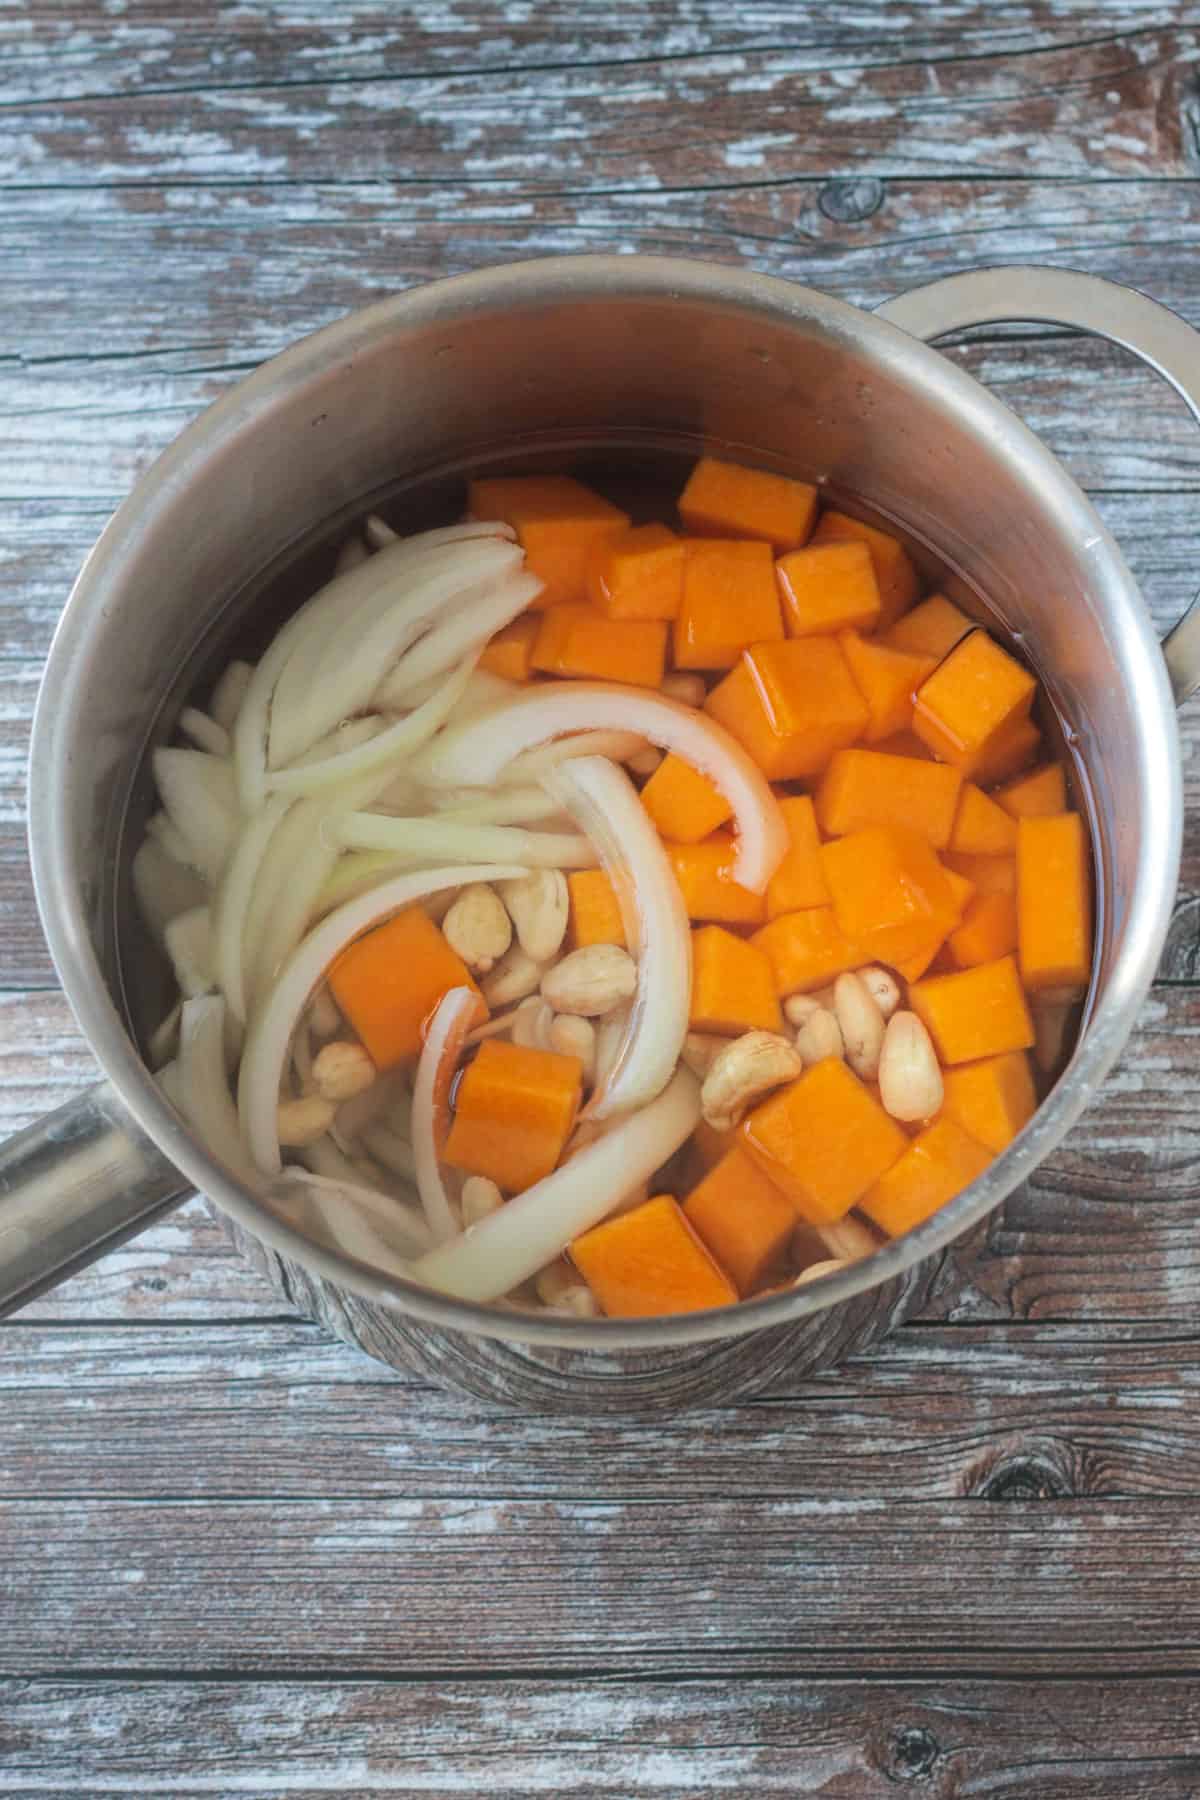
[461, 1175, 504, 1226]
[311, 1039, 377, 1103]
[442, 882, 512, 973]
[878, 1010, 944, 1122]
[482, 943, 546, 1008]
[308, 986, 343, 1039]
[277, 1095, 336, 1147]
[833, 972, 886, 1080]
[857, 965, 902, 1021]
[700, 1030, 804, 1132]
[783, 993, 824, 1029]
[511, 995, 556, 1051]
[794, 1258, 849, 1287]
[499, 870, 569, 963]
[548, 1013, 597, 1083]
[625, 746, 663, 779]
[541, 944, 638, 1016]
[535, 1258, 594, 1314]
[681, 1031, 724, 1078]
[794, 1007, 844, 1067]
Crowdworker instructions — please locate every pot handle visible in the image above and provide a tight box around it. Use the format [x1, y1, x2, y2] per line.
[875, 265, 1200, 708]
[0, 1081, 189, 1315]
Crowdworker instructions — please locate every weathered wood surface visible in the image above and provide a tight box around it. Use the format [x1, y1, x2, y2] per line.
[5, 0, 1200, 1791]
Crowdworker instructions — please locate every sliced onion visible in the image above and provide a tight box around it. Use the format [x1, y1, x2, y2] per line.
[413, 1068, 701, 1303]
[412, 986, 477, 1245]
[178, 706, 231, 757]
[264, 1167, 432, 1268]
[266, 658, 476, 797]
[178, 995, 260, 1189]
[153, 748, 239, 885]
[238, 863, 531, 1175]
[290, 716, 387, 767]
[312, 851, 413, 918]
[373, 570, 541, 709]
[427, 786, 568, 827]
[132, 837, 209, 940]
[211, 794, 292, 1022]
[364, 514, 400, 547]
[332, 814, 597, 869]
[163, 903, 215, 999]
[145, 810, 199, 875]
[210, 659, 254, 735]
[333, 534, 369, 574]
[417, 683, 787, 892]
[548, 756, 690, 1119]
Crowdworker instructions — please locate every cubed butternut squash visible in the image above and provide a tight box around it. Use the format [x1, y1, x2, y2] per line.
[690, 925, 782, 1034]
[328, 906, 486, 1069]
[809, 509, 920, 629]
[814, 748, 963, 849]
[1016, 812, 1092, 994]
[909, 955, 1035, 1065]
[821, 825, 960, 967]
[765, 795, 830, 918]
[860, 1116, 992, 1237]
[741, 1057, 908, 1225]
[566, 868, 627, 950]
[776, 542, 881, 637]
[667, 835, 766, 926]
[948, 782, 1018, 857]
[587, 522, 686, 620]
[673, 539, 783, 669]
[678, 456, 818, 550]
[972, 712, 1041, 786]
[940, 1050, 1036, 1154]
[640, 751, 733, 843]
[837, 630, 937, 743]
[478, 614, 539, 684]
[752, 906, 862, 995]
[467, 474, 629, 608]
[443, 1038, 582, 1193]
[532, 603, 667, 688]
[705, 638, 869, 780]
[689, 1117, 737, 1174]
[943, 851, 1016, 896]
[571, 1193, 737, 1316]
[912, 630, 1037, 774]
[682, 1147, 797, 1295]
[882, 593, 973, 660]
[997, 762, 1068, 819]
[947, 891, 1019, 969]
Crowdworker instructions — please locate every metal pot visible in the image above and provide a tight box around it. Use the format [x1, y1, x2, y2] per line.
[2, 259, 1196, 1412]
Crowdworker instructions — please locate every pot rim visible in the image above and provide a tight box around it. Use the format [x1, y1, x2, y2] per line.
[28, 252, 1182, 1349]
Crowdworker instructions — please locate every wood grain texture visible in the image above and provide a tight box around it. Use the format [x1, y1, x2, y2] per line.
[5, 0, 1200, 1787]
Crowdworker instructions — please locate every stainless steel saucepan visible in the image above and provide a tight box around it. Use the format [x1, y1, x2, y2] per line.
[2, 259, 1196, 1411]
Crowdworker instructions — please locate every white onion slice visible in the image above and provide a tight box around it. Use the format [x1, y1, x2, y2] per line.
[266, 658, 475, 797]
[178, 706, 231, 757]
[238, 863, 530, 1175]
[548, 756, 690, 1119]
[178, 995, 260, 1189]
[417, 683, 787, 892]
[428, 786, 567, 827]
[164, 904, 215, 999]
[210, 660, 254, 735]
[373, 570, 542, 709]
[333, 534, 369, 574]
[266, 1167, 432, 1268]
[132, 837, 209, 940]
[145, 810, 199, 875]
[412, 986, 478, 1246]
[153, 748, 239, 885]
[332, 814, 597, 869]
[210, 794, 292, 1022]
[413, 1068, 701, 1303]
[290, 716, 386, 768]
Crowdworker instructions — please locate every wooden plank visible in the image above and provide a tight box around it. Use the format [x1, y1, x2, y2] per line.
[2, 1673, 1199, 1797]
[6, 1318, 1200, 1500]
[2, 19, 1194, 190]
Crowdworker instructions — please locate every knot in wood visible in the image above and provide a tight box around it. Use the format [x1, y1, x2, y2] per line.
[972, 1442, 1083, 1501]
[818, 176, 885, 224]
[884, 1724, 940, 1782]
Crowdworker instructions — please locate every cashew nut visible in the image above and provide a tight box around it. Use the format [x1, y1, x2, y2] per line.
[511, 995, 556, 1051]
[308, 986, 343, 1040]
[681, 1031, 725, 1078]
[442, 882, 512, 973]
[311, 1039, 377, 1103]
[878, 1010, 944, 1122]
[499, 870, 569, 964]
[857, 965, 902, 1021]
[461, 1174, 504, 1227]
[783, 993, 824, 1029]
[794, 1007, 844, 1067]
[794, 1258, 849, 1287]
[700, 1030, 804, 1131]
[541, 943, 638, 1016]
[833, 971, 886, 1080]
[548, 1013, 597, 1083]
[481, 943, 546, 1008]
[625, 746, 664, 779]
[277, 1095, 336, 1147]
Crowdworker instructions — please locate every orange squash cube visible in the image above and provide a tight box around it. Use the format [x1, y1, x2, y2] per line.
[467, 475, 629, 609]
[912, 630, 1037, 774]
[673, 539, 783, 670]
[814, 748, 963, 849]
[883, 593, 973, 660]
[705, 638, 869, 780]
[1017, 812, 1092, 994]
[940, 1050, 1036, 1154]
[683, 1147, 798, 1295]
[443, 1038, 582, 1193]
[821, 825, 960, 967]
[909, 955, 1035, 1065]
[640, 752, 732, 844]
[587, 522, 686, 620]
[947, 891, 1019, 969]
[860, 1117, 992, 1237]
[570, 1194, 737, 1317]
[567, 869, 627, 950]
[678, 456, 818, 551]
[691, 925, 782, 1035]
[997, 762, 1068, 819]
[742, 1057, 907, 1225]
[765, 795, 830, 918]
[809, 509, 920, 629]
[837, 630, 937, 743]
[943, 851, 1016, 896]
[776, 541, 882, 637]
[752, 906, 862, 995]
[478, 614, 539, 683]
[532, 603, 667, 688]
[973, 713, 1041, 786]
[667, 835, 766, 926]
[689, 1117, 737, 1175]
[328, 906, 486, 1069]
[949, 782, 1018, 857]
